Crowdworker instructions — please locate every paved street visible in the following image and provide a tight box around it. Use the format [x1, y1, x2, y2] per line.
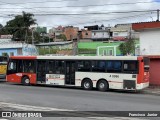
[0, 81, 160, 119]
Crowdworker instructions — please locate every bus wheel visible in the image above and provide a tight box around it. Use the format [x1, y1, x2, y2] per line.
[22, 76, 30, 86]
[97, 80, 109, 92]
[82, 79, 93, 90]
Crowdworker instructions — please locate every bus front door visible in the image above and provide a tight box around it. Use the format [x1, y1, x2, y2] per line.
[65, 61, 75, 85]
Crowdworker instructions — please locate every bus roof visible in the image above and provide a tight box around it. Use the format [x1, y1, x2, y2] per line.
[10, 56, 142, 61]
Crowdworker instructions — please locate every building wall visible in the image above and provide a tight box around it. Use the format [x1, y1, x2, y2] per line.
[63, 27, 79, 40]
[112, 31, 128, 37]
[91, 31, 109, 39]
[149, 59, 160, 85]
[81, 30, 91, 39]
[0, 48, 18, 56]
[140, 29, 160, 55]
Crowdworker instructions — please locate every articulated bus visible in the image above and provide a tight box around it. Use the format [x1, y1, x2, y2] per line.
[6, 56, 149, 91]
[0, 56, 8, 79]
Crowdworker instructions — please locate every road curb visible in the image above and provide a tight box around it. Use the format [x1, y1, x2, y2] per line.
[141, 90, 160, 96]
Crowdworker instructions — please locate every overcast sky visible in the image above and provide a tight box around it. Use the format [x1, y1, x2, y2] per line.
[0, 0, 160, 29]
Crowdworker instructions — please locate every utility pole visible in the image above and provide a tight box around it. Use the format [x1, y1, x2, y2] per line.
[157, 9, 159, 21]
[31, 28, 34, 45]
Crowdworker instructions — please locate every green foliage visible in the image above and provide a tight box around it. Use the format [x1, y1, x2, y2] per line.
[5, 11, 37, 41]
[56, 34, 67, 41]
[119, 40, 135, 55]
[38, 48, 58, 55]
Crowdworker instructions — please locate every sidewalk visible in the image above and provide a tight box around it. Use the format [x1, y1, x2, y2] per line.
[142, 86, 160, 96]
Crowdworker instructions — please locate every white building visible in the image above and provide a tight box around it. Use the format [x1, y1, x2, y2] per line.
[132, 22, 160, 55]
[91, 30, 109, 41]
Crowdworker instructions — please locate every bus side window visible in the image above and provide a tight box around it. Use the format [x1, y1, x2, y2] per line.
[99, 61, 105, 72]
[78, 61, 91, 72]
[23, 60, 35, 73]
[48, 61, 55, 74]
[55, 61, 64, 74]
[106, 61, 122, 73]
[123, 61, 138, 73]
[8, 62, 16, 70]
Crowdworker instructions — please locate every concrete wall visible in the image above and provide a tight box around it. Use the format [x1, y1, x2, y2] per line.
[140, 29, 160, 55]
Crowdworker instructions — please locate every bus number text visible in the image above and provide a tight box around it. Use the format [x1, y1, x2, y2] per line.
[110, 75, 119, 78]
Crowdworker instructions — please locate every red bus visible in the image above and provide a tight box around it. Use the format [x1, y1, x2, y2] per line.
[6, 56, 149, 91]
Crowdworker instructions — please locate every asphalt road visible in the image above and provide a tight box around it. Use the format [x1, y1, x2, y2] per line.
[0, 81, 160, 119]
[0, 81, 160, 111]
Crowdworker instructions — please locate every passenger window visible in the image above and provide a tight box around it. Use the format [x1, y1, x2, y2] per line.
[78, 61, 91, 71]
[123, 61, 138, 73]
[55, 61, 64, 74]
[106, 61, 122, 73]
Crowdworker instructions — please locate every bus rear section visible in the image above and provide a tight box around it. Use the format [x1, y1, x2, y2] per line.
[75, 56, 149, 91]
[136, 57, 149, 90]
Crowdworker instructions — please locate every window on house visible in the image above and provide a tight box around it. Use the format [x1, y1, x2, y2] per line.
[2, 53, 8, 57]
[108, 50, 113, 56]
[103, 50, 107, 56]
[85, 32, 88, 35]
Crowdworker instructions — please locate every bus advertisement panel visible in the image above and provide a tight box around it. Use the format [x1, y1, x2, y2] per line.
[6, 56, 149, 91]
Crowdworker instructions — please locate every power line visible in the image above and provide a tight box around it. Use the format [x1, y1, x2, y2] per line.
[69, 12, 153, 26]
[0, 10, 157, 16]
[0, 0, 53, 14]
[0, 1, 159, 9]
[0, 0, 78, 5]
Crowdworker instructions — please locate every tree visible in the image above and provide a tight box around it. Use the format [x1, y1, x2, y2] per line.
[57, 34, 67, 41]
[119, 39, 135, 55]
[0, 24, 7, 35]
[5, 11, 37, 41]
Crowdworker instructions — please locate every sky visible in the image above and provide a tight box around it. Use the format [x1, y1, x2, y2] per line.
[0, 0, 160, 30]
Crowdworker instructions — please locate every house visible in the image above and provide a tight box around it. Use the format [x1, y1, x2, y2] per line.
[91, 30, 110, 41]
[132, 21, 160, 86]
[84, 25, 110, 41]
[110, 24, 131, 41]
[49, 26, 64, 41]
[78, 29, 92, 39]
[63, 26, 79, 41]
[0, 39, 38, 56]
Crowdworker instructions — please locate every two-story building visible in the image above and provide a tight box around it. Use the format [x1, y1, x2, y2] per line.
[132, 21, 160, 86]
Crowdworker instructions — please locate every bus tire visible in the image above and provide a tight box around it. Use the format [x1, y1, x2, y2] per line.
[82, 79, 93, 90]
[22, 76, 30, 86]
[97, 80, 109, 92]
